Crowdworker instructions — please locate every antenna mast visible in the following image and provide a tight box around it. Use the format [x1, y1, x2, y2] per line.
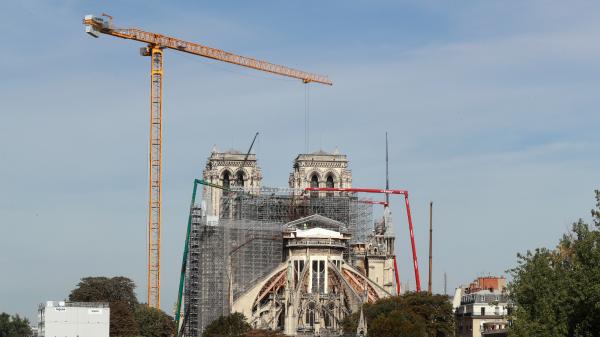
[385, 132, 389, 204]
[428, 201, 433, 294]
[444, 272, 447, 295]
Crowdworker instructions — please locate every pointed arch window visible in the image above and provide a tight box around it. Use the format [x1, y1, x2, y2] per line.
[310, 174, 319, 197]
[326, 175, 334, 188]
[325, 174, 334, 196]
[310, 174, 319, 188]
[223, 171, 231, 189]
[236, 171, 244, 187]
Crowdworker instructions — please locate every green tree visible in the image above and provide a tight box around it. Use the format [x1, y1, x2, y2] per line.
[0, 313, 32, 337]
[134, 304, 176, 337]
[110, 302, 139, 337]
[69, 276, 140, 337]
[369, 309, 426, 337]
[69, 276, 139, 310]
[342, 292, 454, 337]
[68, 276, 176, 337]
[509, 190, 600, 337]
[202, 313, 251, 337]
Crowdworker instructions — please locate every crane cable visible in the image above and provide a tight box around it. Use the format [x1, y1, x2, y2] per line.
[304, 82, 310, 153]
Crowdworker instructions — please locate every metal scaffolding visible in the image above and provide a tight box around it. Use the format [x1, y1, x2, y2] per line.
[183, 187, 373, 336]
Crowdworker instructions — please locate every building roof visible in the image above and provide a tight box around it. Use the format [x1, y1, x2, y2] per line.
[283, 214, 348, 233]
[294, 150, 348, 162]
[296, 227, 343, 239]
[40, 301, 109, 309]
[207, 150, 257, 162]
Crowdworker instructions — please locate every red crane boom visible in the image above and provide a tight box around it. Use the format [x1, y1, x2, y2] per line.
[304, 187, 422, 292]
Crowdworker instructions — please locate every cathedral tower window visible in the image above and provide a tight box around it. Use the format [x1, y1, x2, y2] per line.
[326, 174, 334, 188]
[310, 174, 319, 188]
[310, 174, 319, 197]
[236, 171, 244, 187]
[223, 171, 231, 189]
[326, 174, 334, 196]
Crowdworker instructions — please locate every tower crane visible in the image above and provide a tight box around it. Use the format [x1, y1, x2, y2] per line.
[83, 14, 332, 309]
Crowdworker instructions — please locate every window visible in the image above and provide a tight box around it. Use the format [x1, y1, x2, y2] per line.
[311, 261, 318, 293]
[293, 260, 305, 288]
[326, 175, 334, 188]
[310, 174, 319, 188]
[310, 174, 319, 197]
[223, 171, 231, 189]
[306, 302, 316, 326]
[481, 307, 486, 316]
[236, 171, 244, 187]
[293, 261, 299, 286]
[311, 260, 325, 293]
[326, 175, 334, 196]
[318, 261, 325, 293]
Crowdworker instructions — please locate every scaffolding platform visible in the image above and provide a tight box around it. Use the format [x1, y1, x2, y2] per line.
[183, 187, 374, 336]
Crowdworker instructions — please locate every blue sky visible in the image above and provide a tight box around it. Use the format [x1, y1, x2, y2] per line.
[1, 1, 599, 320]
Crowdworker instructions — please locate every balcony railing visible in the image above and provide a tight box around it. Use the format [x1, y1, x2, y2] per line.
[285, 239, 346, 248]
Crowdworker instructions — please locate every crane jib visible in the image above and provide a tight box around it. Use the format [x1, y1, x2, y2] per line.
[84, 15, 332, 85]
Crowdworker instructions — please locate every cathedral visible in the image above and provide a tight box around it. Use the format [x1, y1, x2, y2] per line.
[184, 148, 397, 337]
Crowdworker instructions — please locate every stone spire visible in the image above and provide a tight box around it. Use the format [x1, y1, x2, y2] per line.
[383, 206, 394, 236]
[356, 307, 368, 337]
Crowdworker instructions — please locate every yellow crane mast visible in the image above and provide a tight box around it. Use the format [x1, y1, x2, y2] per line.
[83, 14, 332, 309]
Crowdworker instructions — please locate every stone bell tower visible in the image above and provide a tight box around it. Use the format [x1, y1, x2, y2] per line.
[288, 148, 352, 193]
[202, 147, 262, 217]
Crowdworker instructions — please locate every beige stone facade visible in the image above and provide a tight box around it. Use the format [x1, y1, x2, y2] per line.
[231, 214, 392, 336]
[202, 148, 262, 217]
[193, 149, 397, 336]
[289, 150, 352, 192]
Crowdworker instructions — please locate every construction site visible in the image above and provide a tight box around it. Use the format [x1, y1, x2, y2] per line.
[184, 188, 374, 335]
[7, 3, 598, 337]
[172, 149, 414, 337]
[81, 14, 424, 337]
